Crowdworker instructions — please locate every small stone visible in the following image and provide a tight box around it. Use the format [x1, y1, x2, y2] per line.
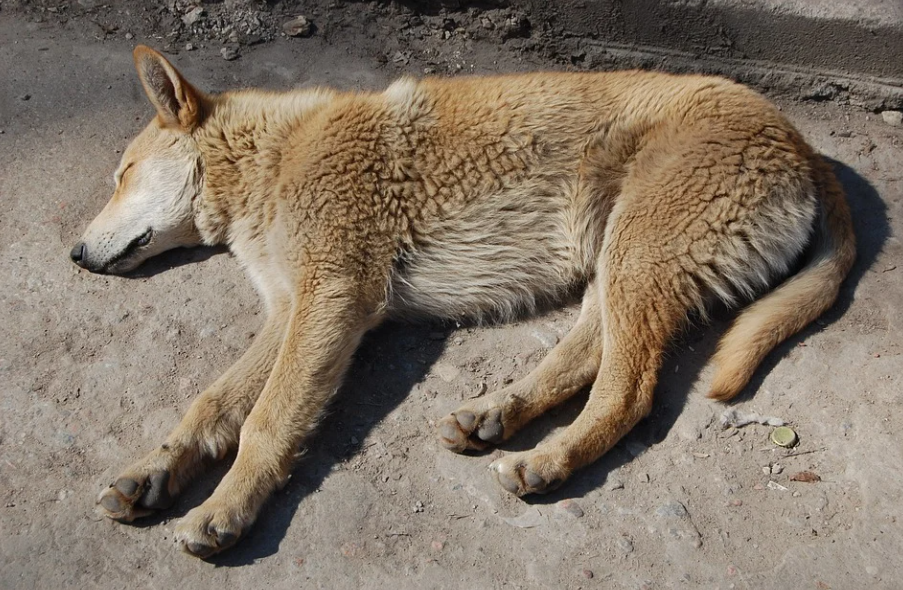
[434, 362, 460, 382]
[20, 94, 31, 101]
[431, 540, 444, 551]
[753, 483, 765, 490]
[181, 7, 204, 26]
[729, 499, 743, 507]
[762, 466, 771, 475]
[582, 569, 594, 579]
[220, 46, 239, 61]
[283, 16, 313, 38]
[124, 32, 134, 40]
[557, 499, 584, 518]
[881, 110, 903, 127]
[502, 14, 530, 39]
[616, 536, 634, 555]
[638, 472, 650, 483]
[413, 500, 424, 513]
[790, 471, 821, 483]
[655, 500, 688, 518]
[626, 441, 647, 458]
[185, 42, 195, 51]
[771, 464, 783, 475]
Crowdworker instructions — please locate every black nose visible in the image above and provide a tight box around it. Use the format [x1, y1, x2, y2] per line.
[70, 242, 87, 267]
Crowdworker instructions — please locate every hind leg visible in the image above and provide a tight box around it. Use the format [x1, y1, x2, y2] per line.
[97, 298, 290, 522]
[438, 281, 603, 452]
[491, 221, 689, 495]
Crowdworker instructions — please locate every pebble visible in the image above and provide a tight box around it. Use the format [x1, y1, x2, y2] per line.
[124, 32, 134, 40]
[412, 500, 424, 513]
[433, 361, 460, 382]
[557, 499, 584, 518]
[283, 16, 313, 38]
[655, 500, 688, 518]
[185, 43, 195, 51]
[790, 471, 821, 483]
[626, 441, 648, 458]
[220, 46, 239, 61]
[582, 569, 594, 579]
[181, 7, 204, 26]
[20, 94, 31, 101]
[617, 536, 634, 555]
[431, 540, 444, 551]
[638, 472, 650, 483]
[881, 110, 903, 127]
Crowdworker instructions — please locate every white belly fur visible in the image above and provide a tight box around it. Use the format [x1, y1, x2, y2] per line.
[388, 175, 601, 322]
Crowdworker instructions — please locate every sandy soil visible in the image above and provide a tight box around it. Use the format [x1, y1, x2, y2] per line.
[1, 4, 901, 589]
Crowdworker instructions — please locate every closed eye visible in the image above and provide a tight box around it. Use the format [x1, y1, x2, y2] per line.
[115, 163, 134, 186]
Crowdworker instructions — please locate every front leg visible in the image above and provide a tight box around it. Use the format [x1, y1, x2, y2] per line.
[97, 298, 290, 522]
[174, 277, 381, 557]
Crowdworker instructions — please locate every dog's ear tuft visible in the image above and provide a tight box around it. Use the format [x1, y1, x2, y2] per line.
[133, 45, 206, 131]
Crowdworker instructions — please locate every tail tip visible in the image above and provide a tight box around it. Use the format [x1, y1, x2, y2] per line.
[707, 369, 747, 402]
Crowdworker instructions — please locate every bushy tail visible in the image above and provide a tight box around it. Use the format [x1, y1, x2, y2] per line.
[708, 158, 857, 401]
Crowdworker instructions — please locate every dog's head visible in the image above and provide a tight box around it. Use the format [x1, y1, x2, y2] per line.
[71, 46, 208, 274]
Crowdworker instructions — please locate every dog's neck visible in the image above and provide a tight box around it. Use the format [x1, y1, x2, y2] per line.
[191, 88, 338, 246]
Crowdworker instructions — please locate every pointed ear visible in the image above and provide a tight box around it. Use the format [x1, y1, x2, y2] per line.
[133, 45, 206, 130]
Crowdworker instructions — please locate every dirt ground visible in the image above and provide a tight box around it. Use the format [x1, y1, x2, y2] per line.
[1, 3, 902, 590]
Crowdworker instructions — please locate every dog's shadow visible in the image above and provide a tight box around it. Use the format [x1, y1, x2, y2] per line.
[122, 245, 230, 278]
[159, 157, 885, 564]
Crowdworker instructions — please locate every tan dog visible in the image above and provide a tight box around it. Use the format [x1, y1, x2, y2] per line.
[72, 46, 855, 557]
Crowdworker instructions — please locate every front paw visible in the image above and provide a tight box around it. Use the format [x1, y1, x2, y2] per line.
[174, 500, 250, 558]
[489, 449, 570, 496]
[97, 469, 175, 523]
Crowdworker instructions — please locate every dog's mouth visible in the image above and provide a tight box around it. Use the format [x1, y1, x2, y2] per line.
[102, 228, 154, 274]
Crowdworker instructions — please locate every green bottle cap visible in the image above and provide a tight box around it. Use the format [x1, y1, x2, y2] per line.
[771, 426, 798, 448]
